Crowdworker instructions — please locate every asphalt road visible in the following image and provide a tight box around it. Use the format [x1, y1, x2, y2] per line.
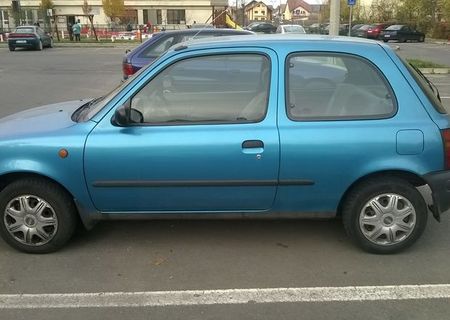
[0, 46, 450, 320]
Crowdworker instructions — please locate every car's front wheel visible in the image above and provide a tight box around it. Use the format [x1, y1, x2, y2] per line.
[342, 177, 427, 254]
[0, 178, 77, 253]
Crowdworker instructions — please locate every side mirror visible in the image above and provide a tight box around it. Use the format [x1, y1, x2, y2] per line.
[112, 103, 129, 126]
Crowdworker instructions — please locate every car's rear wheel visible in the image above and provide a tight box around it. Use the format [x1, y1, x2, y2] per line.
[8, 46, 15, 51]
[419, 36, 425, 42]
[0, 178, 77, 253]
[342, 177, 427, 254]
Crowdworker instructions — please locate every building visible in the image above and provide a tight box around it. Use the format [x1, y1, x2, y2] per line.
[244, 1, 272, 22]
[0, 0, 228, 32]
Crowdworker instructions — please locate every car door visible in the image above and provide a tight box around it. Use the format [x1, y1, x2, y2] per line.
[84, 49, 280, 213]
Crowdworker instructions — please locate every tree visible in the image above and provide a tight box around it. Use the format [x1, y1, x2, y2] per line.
[102, 0, 124, 23]
[82, 0, 98, 41]
[369, 0, 397, 22]
[40, 0, 54, 31]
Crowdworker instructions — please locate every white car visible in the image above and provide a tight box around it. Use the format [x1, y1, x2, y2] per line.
[276, 24, 306, 34]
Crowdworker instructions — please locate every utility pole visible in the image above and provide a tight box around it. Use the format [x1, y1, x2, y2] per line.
[329, 0, 340, 36]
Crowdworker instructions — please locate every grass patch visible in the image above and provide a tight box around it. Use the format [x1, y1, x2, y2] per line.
[407, 59, 448, 68]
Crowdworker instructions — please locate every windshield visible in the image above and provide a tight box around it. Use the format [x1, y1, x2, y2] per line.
[15, 27, 34, 33]
[284, 25, 305, 33]
[386, 25, 402, 31]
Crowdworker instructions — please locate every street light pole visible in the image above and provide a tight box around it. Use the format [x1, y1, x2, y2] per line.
[329, 0, 340, 36]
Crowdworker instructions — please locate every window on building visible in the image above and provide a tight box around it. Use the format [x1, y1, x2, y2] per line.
[156, 9, 162, 24]
[167, 9, 185, 24]
[254, 11, 258, 14]
[261, 11, 265, 15]
[286, 54, 396, 120]
[143, 9, 149, 24]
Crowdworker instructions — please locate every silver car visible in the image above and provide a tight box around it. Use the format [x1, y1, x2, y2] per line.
[276, 24, 306, 34]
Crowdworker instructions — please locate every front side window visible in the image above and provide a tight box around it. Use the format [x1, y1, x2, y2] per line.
[286, 53, 396, 120]
[130, 54, 270, 124]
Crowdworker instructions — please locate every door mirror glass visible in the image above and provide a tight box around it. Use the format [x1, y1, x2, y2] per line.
[112, 104, 129, 126]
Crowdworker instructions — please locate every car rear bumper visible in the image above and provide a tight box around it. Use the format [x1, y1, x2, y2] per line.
[423, 170, 450, 221]
[8, 38, 38, 48]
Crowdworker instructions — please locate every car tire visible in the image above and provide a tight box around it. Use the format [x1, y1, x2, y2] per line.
[399, 37, 406, 43]
[419, 36, 425, 42]
[37, 40, 43, 51]
[9, 46, 15, 51]
[383, 39, 388, 42]
[0, 178, 78, 253]
[342, 177, 427, 254]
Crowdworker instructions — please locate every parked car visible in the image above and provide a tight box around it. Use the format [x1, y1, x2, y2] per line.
[276, 24, 306, 34]
[351, 24, 371, 37]
[307, 23, 327, 34]
[349, 24, 364, 36]
[381, 25, 425, 42]
[366, 23, 390, 39]
[0, 35, 449, 254]
[122, 28, 253, 79]
[8, 25, 53, 51]
[244, 22, 277, 34]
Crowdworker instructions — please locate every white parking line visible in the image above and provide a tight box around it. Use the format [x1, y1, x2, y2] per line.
[0, 284, 450, 309]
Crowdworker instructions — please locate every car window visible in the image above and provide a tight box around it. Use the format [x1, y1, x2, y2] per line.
[15, 27, 34, 33]
[286, 53, 396, 120]
[130, 54, 270, 124]
[139, 35, 177, 58]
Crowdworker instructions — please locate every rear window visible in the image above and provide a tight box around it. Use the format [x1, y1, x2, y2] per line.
[399, 55, 447, 114]
[15, 27, 34, 33]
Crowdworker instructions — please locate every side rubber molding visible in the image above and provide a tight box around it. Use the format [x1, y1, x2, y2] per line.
[423, 170, 450, 221]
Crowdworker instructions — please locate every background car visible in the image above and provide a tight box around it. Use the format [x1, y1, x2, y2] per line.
[122, 28, 253, 79]
[381, 24, 425, 42]
[244, 22, 277, 34]
[276, 24, 306, 34]
[7, 25, 53, 51]
[366, 23, 390, 39]
[352, 24, 371, 38]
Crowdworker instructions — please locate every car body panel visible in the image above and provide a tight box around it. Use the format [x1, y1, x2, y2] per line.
[381, 25, 425, 42]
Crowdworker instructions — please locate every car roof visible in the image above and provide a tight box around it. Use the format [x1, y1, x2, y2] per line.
[170, 34, 384, 53]
[156, 28, 252, 35]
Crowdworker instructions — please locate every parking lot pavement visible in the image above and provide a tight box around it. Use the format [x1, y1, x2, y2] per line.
[1, 46, 450, 320]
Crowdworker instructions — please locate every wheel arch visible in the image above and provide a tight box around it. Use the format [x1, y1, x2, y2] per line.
[337, 170, 427, 217]
[0, 172, 85, 226]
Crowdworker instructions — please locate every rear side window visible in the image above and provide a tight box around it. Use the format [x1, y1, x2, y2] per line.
[139, 35, 178, 58]
[286, 53, 397, 120]
[399, 55, 447, 114]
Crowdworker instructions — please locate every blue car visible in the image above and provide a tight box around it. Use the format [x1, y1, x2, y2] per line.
[122, 28, 253, 79]
[8, 25, 53, 51]
[1, 35, 449, 254]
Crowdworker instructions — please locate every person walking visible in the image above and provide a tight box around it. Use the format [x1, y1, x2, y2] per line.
[72, 19, 81, 42]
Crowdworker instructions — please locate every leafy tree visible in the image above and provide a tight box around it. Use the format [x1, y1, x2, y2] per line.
[102, 0, 124, 23]
[369, 0, 397, 22]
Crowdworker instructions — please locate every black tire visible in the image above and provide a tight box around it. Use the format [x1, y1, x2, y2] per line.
[342, 177, 427, 254]
[383, 39, 388, 42]
[419, 36, 425, 43]
[0, 178, 77, 253]
[9, 46, 15, 51]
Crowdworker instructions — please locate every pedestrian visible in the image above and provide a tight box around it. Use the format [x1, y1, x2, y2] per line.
[146, 20, 152, 33]
[72, 19, 81, 42]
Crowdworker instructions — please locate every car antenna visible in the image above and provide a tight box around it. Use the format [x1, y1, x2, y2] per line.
[192, 9, 228, 40]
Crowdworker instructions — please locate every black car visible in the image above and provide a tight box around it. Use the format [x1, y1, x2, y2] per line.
[352, 24, 371, 37]
[244, 22, 277, 34]
[8, 26, 53, 51]
[381, 25, 425, 42]
[122, 28, 253, 79]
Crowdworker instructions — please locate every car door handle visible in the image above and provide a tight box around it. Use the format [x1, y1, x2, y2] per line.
[242, 140, 264, 149]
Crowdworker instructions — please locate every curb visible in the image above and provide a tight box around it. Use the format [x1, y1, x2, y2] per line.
[419, 68, 450, 74]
